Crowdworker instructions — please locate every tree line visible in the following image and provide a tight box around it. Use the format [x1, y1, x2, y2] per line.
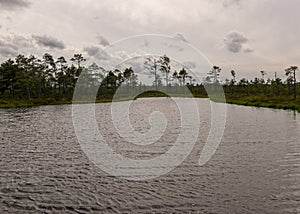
[219, 66, 299, 100]
[0, 53, 140, 100]
[0, 53, 298, 101]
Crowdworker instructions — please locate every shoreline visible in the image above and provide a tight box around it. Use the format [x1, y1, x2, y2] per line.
[0, 95, 299, 113]
[224, 99, 300, 113]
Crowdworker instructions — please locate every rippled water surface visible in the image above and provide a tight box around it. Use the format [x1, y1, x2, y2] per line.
[0, 98, 299, 213]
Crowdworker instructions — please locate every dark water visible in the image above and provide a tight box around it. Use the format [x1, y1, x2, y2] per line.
[0, 98, 299, 213]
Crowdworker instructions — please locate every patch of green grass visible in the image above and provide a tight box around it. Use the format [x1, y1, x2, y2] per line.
[1, 92, 300, 113]
[223, 95, 300, 113]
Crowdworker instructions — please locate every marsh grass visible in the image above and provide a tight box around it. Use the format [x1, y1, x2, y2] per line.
[1, 92, 299, 113]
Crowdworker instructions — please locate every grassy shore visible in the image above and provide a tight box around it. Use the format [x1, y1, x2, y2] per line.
[1, 93, 299, 113]
[223, 95, 300, 113]
[0, 91, 207, 109]
[0, 98, 137, 108]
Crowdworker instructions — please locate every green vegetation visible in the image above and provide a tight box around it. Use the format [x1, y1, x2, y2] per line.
[0, 53, 299, 112]
[222, 65, 300, 112]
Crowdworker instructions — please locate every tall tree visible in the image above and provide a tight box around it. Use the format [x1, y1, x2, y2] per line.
[179, 68, 188, 85]
[207, 66, 221, 83]
[285, 66, 298, 100]
[56, 56, 68, 94]
[172, 71, 178, 85]
[231, 70, 236, 84]
[123, 67, 138, 87]
[144, 57, 160, 90]
[71, 54, 86, 69]
[260, 70, 266, 82]
[123, 67, 134, 86]
[159, 55, 171, 87]
[0, 59, 18, 96]
[43, 53, 56, 85]
[70, 54, 86, 78]
[15, 55, 33, 99]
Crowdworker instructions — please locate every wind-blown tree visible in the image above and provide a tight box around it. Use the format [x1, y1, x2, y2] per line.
[144, 57, 160, 90]
[28, 55, 45, 98]
[15, 55, 34, 99]
[105, 70, 118, 89]
[172, 71, 179, 85]
[159, 55, 171, 87]
[114, 69, 124, 87]
[70, 54, 86, 79]
[0, 59, 18, 96]
[207, 66, 221, 84]
[56, 56, 67, 72]
[123, 67, 138, 87]
[260, 70, 266, 82]
[87, 63, 105, 87]
[56, 56, 68, 94]
[271, 77, 283, 95]
[285, 66, 298, 99]
[42, 53, 58, 96]
[229, 69, 237, 93]
[42, 53, 56, 85]
[238, 78, 249, 94]
[187, 75, 194, 85]
[65, 65, 79, 93]
[123, 67, 134, 86]
[179, 68, 188, 85]
[71, 54, 86, 69]
[231, 70, 236, 85]
[129, 72, 138, 87]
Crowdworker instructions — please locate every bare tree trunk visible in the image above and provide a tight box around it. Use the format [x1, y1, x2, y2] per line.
[154, 67, 158, 91]
[294, 70, 297, 100]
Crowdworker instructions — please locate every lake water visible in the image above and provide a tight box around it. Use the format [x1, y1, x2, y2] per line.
[0, 98, 299, 213]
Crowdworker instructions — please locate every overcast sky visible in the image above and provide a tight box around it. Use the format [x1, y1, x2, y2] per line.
[0, 0, 299, 81]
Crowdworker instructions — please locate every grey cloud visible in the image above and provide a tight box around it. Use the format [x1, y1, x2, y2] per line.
[183, 61, 197, 69]
[143, 40, 149, 47]
[84, 46, 100, 56]
[173, 33, 188, 42]
[117, 58, 144, 74]
[244, 48, 254, 53]
[96, 35, 110, 47]
[94, 48, 110, 61]
[224, 31, 248, 53]
[168, 44, 184, 52]
[0, 33, 33, 59]
[32, 35, 65, 49]
[131, 63, 144, 74]
[0, 40, 18, 58]
[0, 47, 18, 57]
[222, 0, 240, 7]
[0, 0, 30, 10]
[10, 34, 33, 47]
